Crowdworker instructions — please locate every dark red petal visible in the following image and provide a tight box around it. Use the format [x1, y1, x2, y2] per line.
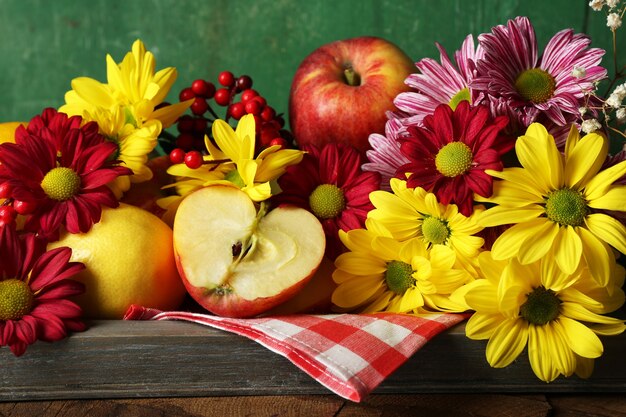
[63, 318, 87, 333]
[318, 143, 341, 185]
[36, 279, 85, 300]
[9, 341, 29, 356]
[14, 316, 37, 345]
[30, 312, 67, 342]
[29, 246, 83, 290]
[33, 299, 83, 319]
[466, 170, 495, 198]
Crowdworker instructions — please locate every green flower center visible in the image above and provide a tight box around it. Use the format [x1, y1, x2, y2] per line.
[385, 260, 415, 295]
[421, 216, 451, 245]
[40, 167, 81, 201]
[309, 184, 346, 219]
[0, 279, 35, 321]
[448, 88, 471, 111]
[544, 188, 588, 227]
[225, 169, 246, 188]
[520, 286, 561, 325]
[435, 142, 473, 177]
[514, 68, 556, 104]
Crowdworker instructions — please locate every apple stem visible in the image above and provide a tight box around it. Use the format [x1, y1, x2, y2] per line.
[343, 67, 361, 86]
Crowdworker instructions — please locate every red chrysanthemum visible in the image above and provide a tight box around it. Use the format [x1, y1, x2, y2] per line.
[395, 101, 512, 216]
[272, 143, 381, 259]
[0, 223, 86, 356]
[0, 108, 132, 237]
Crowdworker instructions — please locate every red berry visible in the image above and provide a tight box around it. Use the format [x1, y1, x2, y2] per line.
[229, 102, 246, 120]
[260, 106, 276, 122]
[191, 79, 210, 97]
[218, 71, 235, 87]
[214, 88, 231, 106]
[0, 205, 16, 224]
[251, 95, 267, 108]
[193, 117, 208, 134]
[177, 115, 194, 133]
[176, 133, 195, 151]
[13, 200, 36, 215]
[184, 151, 204, 169]
[259, 127, 280, 146]
[191, 98, 209, 115]
[0, 182, 11, 199]
[179, 87, 195, 102]
[236, 75, 253, 91]
[275, 115, 285, 128]
[240, 89, 258, 103]
[169, 148, 186, 164]
[245, 100, 263, 116]
[268, 137, 288, 149]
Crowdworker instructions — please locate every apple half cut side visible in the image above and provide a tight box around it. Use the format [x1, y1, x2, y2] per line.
[173, 185, 326, 318]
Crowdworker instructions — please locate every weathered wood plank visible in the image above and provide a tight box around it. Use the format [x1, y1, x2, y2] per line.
[1, 320, 625, 402]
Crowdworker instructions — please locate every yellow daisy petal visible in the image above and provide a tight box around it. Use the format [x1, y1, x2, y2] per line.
[212, 119, 241, 162]
[564, 132, 607, 189]
[485, 318, 528, 368]
[552, 225, 582, 275]
[560, 302, 625, 325]
[151, 67, 178, 104]
[548, 321, 577, 377]
[71, 77, 115, 109]
[559, 316, 603, 358]
[399, 287, 424, 312]
[479, 205, 544, 228]
[578, 226, 613, 287]
[464, 280, 500, 313]
[151, 99, 193, 129]
[335, 253, 387, 275]
[465, 313, 503, 340]
[243, 182, 273, 202]
[575, 355, 595, 379]
[587, 185, 626, 212]
[331, 275, 384, 309]
[528, 324, 560, 382]
[517, 219, 560, 265]
[584, 160, 626, 201]
[585, 213, 626, 254]
[255, 149, 305, 182]
[361, 291, 393, 313]
[517, 124, 562, 192]
[490, 218, 549, 261]
[235, 114, 256, 160]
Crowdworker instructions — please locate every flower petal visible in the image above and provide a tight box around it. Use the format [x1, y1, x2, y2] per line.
[558, 316, 603, 359]
[585, 213, 626, 254]
[485, 318, 528, 368]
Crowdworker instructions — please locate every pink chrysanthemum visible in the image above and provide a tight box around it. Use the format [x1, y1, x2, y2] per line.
[471, 16, 606, 128]
[394, 35, 484, 127]
[362, 116, 410, 191]
[0, 223, 86, 356]
[395, 101, 512, 216]
[0, 108, 132, 237]
[272, 143, 381, 260]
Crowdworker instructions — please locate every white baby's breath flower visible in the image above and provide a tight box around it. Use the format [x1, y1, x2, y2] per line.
[581, 118, 602, 133]
[607, 12, 623, 29]
[589, 0, 605, 10]
[607, 93, 623, 108]
[572, 66, 587, 78]
[606, 0, 620, 8]
[616, 107, 626, 122]
[579, 106, 588, 116]
[614, 83, 626, 98]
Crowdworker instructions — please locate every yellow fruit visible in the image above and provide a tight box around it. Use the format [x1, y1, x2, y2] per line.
[48, 203, 187, 319]
[0, 122, 27, 144]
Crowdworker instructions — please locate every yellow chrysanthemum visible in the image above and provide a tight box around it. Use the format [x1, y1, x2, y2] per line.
[85, 106, 161, 197]
[457, 251, 625, 382]
[157, 114, 304, 221]
[477, 123, 626, 287]
[332, 220, 471, 314]
[59, 39, 192, 196]
[368, 178, 485, 276]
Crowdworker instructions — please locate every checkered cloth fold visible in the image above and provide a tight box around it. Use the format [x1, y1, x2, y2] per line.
[124, 305, 465, 402]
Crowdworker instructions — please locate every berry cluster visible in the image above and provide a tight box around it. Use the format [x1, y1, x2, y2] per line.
[166, 71, 293, 169]
[0, 183, 36, 226]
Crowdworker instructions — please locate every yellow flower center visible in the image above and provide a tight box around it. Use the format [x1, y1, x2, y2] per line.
[448, 88, 471, 111]
[520, 286, 561, 325]
[309, 184, 346, 219]
[40, 167, 81, 201]
[421, 216, 450, 245]
[385, 260, 415, 295]
[0, 279, 35, 321]
[544, 188, 588, 227]
[435, 142, 473, 177]
[514, 68, 556, 103]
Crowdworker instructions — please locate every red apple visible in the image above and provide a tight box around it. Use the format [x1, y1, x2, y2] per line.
[289, 36, 415, 154]
[173, 185, 326, 318]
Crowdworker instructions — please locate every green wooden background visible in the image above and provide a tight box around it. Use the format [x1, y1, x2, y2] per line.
[0, 0, 623, 125]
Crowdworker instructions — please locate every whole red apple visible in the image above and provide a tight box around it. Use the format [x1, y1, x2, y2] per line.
[289, 36, 415, 154]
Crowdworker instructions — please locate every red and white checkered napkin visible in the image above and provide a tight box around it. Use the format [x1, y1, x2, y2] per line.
[124, 305, 465, 402]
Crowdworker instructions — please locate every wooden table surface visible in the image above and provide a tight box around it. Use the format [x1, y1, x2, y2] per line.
[1, 394, 626, 417]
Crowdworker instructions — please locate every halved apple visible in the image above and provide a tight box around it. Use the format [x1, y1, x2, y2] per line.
[173, 185, 326, 317]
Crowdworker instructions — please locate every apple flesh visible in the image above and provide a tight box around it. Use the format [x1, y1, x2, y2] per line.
[173, 185, 326, 318]
[289, 36, 415, 154]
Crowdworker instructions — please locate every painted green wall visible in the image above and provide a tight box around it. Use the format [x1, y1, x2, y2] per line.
[0, 0, 623, 123]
